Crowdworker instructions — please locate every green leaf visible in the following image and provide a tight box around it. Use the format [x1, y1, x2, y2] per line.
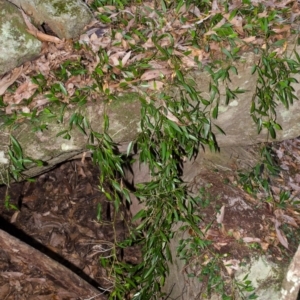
[132, 209, 147, 222]
[56, 130, 69, 137]
[58, 82, 68, 95]
[126, 141, 134, 156]
[214, 124, 226, 135]
[103, 114, 109, 131]
[175, 69, 184, 82]
[230, 66, 238, 75]
[212, 104, 218, 119]
[222, 48, 233, 60]
[10, 135, 23, 159]
[269, 125, 276, 139]
[96, 203, 102, 221]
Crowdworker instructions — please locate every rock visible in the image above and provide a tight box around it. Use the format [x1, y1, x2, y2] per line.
[281, 244, 300, 300]
[184, 48, 300, 146]
[0, 94, 141, 182]
[0, 0, 42, 75]
[1, 0, 94, 75]
[235, 256, 282, 300]
[7, 0, 94, 39]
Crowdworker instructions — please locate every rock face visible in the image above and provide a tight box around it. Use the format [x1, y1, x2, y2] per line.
[0, 0, 41, 75]
[7, 0, 93, 39]
[0, 94, 142, 181]
[1, 0, 93, 75]
[2, 43, 300, 181]
[185, 49, 300, 147]
[1, 46, 300, 180]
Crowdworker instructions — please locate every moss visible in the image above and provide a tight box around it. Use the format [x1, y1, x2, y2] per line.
[38, 0, 87, 17]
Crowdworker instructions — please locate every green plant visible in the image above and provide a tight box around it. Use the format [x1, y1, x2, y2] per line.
[7, 135, 45, 181]
[234, 274, 258, 300]
[4, 192, 18, 211]
[238, 145, 279, 195]
[251, 51, 300, 139]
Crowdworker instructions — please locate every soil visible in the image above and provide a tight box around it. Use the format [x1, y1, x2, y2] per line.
[0, 157, 141, 299]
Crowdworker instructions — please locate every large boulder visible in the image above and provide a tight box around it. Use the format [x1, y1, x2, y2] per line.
[0, 0, 41, 75]
[7, 0, 93, 39]
[1, 0, 94, 75]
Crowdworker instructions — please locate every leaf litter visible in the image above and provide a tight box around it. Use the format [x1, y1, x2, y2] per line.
[1, 0, 299, 114]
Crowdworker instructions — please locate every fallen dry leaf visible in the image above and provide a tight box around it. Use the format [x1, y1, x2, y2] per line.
[12, 80, 38, 104]
[274, 219, 289, 249]
[242, 237, 261, 243]
[141, 69, 172, 81]
[10, 211, 20, 224]
[260, 242, 269, 251]
[216, 205, 225, 224]
[273, 24, 291, 34]
[160, 101, 184, 125]
[146, 80, 164, 90]
[274, 209, 299, 228]
[222, 259, 240, 276]
[0, 66, 23, 95]
[121, 51, 132, 66]
[224, 13, 244, 35]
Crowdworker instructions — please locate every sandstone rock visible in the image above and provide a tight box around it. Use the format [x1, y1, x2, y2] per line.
[0, 0, 41, 75]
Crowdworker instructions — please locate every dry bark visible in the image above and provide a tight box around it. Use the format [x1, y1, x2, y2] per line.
[0, 228, 106, 299]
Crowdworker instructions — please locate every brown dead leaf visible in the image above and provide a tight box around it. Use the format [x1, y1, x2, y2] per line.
[115, 32, 123, 41]
[270, 185, 281, 195]
[141, 69, 172, 81]
[146, 80, 164, 90]
[162, 107, 183, 125]
[109, 52, 126, 66]
[211, 0, 220, 11]
[184, 4, 200, 17]
[13, 80, 38, 104]
[260, 242, 269, 251]
[242, 237, 261, 243]
[205, 229, 221, 240]
[242, 36, 256, 43]
[274, 219, 289, 249]
[274, 209, 299, 228]
[229, 229, 241, 240]
[224, 13, 244, 35]
[97, 5, 116, 13]
[258, 11, 268, 18]
[213, 242, 228, 250]
[0, 66, 23, 95]
[180, 56, 198, 68]
[223, 259, 240, 276]
[143, 37, 155, 49]
[288, 181, 300, 192]
[273, 24, 291, 34]
[10, 211, 20, 223]
[122, 51, 132, 66]
[216, 205, 225, 224]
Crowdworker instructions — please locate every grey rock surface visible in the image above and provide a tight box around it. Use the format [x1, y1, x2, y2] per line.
[1, 0, 93, 75]
[7, 0, 94, 39]
[0, 94, 141, 182]
[0, 0, 41, 75]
